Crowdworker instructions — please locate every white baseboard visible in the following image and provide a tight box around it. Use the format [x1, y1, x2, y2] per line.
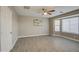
[12, 38, 18, 48]
[53, 34, 79, 42]
[9, 37, 18, 52]
[18, 34, 49, 38]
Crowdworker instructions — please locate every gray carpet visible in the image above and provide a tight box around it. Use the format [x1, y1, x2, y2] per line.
[11, 36, 79, 52]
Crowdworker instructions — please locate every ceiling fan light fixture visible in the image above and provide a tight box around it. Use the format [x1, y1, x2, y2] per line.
[43, 12, 48, 15]
[42, 8, 55, 15]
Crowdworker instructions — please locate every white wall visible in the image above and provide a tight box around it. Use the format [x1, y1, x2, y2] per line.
[12, 9, 18, 48]
[1, 6, 13, 52]
[0, 7, 1, 51]
[0, 6, 18, 52]
[18, 16, 49, 38]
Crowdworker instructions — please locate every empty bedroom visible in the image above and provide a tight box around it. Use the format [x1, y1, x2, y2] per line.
[0, 6, 79, 52]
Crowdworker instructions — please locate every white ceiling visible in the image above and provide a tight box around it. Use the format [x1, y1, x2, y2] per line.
[13, 6, 79, 18]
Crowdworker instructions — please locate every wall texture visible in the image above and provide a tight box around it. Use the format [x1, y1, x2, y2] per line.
[0, 6, 18, 52]
[49, 18, 54, 36]
[18, 16, 49, 38]
[12, 8, 18, 48]
[1, 6, 13, 51]
[0, 7, 1, 51]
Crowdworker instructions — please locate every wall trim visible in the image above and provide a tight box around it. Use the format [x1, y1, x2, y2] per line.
[18, 34, 49, 38]
[9, 37, 18, 52]
[53, 34, 79, 42]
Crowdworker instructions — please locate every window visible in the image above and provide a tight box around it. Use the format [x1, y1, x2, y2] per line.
[62, 18, 70, 32]
[62, 17, 79, 34]
[54, 20, 60, 31]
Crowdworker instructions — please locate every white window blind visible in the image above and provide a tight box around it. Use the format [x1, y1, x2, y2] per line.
[54, 20, 60, 31]
[62, 17, 79, 34]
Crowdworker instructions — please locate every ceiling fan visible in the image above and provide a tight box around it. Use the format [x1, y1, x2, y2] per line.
[42, 8, 55, 15]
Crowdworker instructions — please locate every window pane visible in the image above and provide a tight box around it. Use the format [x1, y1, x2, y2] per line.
[69, 17, 79, 34]
[55, 26, 60, 31]
[62, 19, 70, 32]
[55, 20, 60, 26]
[62, 17, 79, 34]
[55, 20, 60, 31]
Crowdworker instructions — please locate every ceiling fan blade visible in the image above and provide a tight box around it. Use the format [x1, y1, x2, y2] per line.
[48, 10, 55, 12]
[47, 12, 52, 15]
